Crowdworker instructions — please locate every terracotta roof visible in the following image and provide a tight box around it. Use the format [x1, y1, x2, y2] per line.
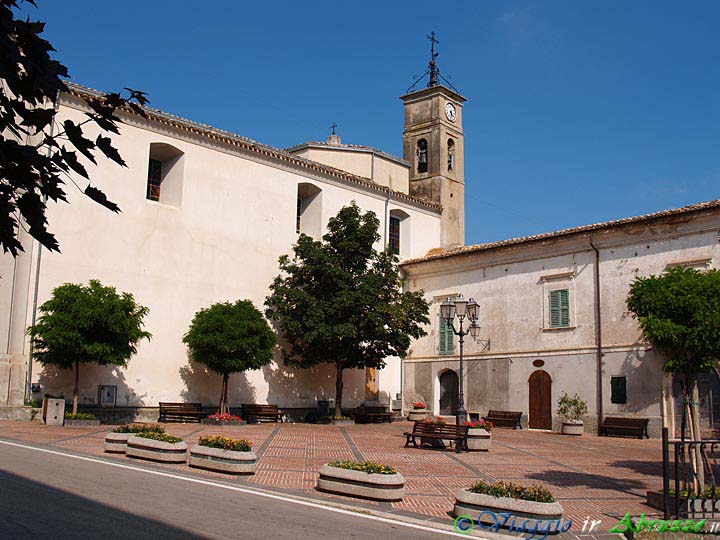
[285, 141, 409, 167]
[62, 82, 441, 213]
[402, 199, 720, 266]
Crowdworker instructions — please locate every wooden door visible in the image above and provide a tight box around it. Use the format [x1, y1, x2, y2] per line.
[439, 370, 459, 416]
[529, 370, 552, 429]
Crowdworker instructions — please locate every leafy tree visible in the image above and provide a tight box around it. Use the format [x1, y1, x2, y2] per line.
[27, 280, 151, 414]
[265, 203, 430, 417]
[0, 0, 148, 256]
[183, 300, 276, 415]
[627, 266, 720, 490]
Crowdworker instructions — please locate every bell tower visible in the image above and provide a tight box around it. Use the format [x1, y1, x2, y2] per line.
[401, 32, 466, 248]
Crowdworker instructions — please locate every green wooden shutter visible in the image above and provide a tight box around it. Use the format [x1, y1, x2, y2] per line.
[549, 289, 570, 328]
[611, 376, 627, 404]
[439, 314, 454, 355]
[559, 289, 570, 327]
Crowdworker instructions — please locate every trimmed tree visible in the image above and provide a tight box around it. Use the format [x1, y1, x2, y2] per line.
[183, 300, 276, 415]
[265, 203, 430, 418]
[27, 280, 151, 414]
[627, 266, 720, 490]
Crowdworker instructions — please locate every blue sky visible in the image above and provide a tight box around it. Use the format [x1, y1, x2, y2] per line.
[25, 1, 719, 245]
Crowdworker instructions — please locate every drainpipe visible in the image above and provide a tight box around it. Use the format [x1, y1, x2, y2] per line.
[383, 189, 391, 249]
[589, 237, 604, 433]
[24, 94, 58, 402]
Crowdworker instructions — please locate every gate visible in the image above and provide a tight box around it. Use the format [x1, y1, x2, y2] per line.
[662, 427, 720, 519]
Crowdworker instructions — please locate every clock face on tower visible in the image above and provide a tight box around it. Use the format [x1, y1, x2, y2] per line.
[445, 102, 457, 122]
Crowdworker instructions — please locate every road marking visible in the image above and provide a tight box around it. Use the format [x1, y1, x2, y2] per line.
[0, 439, 486, 539]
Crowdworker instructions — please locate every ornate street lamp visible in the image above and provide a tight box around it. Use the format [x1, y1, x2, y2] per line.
[440, 294, 481, 428]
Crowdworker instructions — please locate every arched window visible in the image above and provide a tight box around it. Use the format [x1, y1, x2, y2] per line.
[296, 182, 322, 238]
[147, 143, 184, 207]
[416, 139, 428, 174]
[388, 209, 410, 257]
[447, 138, 455, 172]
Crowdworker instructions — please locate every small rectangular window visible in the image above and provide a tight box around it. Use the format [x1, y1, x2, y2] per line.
[549, 289, 570, 328]
[147, 158, 162, 201]
[439, 314, 455, 355]
[389, 216, 400, 255]
[611, 376, 627, 404]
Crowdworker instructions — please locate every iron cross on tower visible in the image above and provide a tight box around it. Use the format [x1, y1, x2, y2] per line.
[330, 122, 337, 135]
[427, 31, 440, 87]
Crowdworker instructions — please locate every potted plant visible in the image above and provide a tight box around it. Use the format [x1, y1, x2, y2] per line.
[105, 423, 164, 453]
[454, 480, 568, 533]
[317, 460, 404, 501]
[64, 412, 101, 427]
[200, 413, 246, 426]
[189, 435, 257, 474]
[126, 431, 187, 463]
[557, 392, 587, 436]
[463, 419, 492, 451]
[408, 401, 428, 421]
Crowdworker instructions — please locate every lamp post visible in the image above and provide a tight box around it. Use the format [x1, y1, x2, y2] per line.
[440, 294, 480, 428]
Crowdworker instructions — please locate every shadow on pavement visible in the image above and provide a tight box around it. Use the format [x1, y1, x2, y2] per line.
[0, 469, 209, 540]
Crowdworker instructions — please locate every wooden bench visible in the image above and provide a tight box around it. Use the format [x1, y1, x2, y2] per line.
[483, 410, 523, 429]
[241, 404, 284, 423]
[403, 421, 469, 453]
[353, 406, 393, 424]
[599, 416, 649, 439]
[158, 402, 204, 423]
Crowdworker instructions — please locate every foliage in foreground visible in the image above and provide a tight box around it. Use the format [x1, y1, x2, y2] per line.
[468, 480, 555, 503]
[328, 460, 397, 475]
[0, 0, 149, 256]
[198, 435, 252, 452]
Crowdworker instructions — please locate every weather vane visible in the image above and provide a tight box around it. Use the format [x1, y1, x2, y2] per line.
[406, 31, 460, 93]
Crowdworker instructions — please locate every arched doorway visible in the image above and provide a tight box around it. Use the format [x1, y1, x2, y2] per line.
[529, 370, 552, 429]
[439, 370, 459, 416]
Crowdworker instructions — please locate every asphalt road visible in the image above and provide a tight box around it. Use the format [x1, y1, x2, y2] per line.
[0, 440, 465, 540]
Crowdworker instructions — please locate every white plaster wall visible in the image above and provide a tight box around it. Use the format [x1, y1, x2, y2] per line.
[10, 98, 441, 408]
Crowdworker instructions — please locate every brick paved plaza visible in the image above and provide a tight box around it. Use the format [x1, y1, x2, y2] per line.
[0, 420, 662, 535]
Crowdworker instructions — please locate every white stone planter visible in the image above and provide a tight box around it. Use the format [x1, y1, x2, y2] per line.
[408, 409, 428, 421]
[104, 431, 132, 453]
[126, 435, 187, 463]
[317, 464, 405, 501]
[467, 428, 491, 451]
[454, 489, 565, 532]
[329, 419, 355, 426]
[561, 421, 584, 436]
[189, 444, 257, 474]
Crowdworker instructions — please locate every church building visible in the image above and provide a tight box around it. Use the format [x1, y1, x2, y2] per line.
[0, 47, 718, 436]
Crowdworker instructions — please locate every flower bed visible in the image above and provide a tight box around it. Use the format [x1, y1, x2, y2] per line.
[126, 432, 187, 463]
[329, 415, 354, 426]
[464, 420, 492, 451]
[200, 413, 246, 426]
[454, 480, 564, 532]
[317, 461, 404, 501]
[408, 406, 428, 421]
[557, 392, 587, 435]
[104, 423, 164, 453]
[64, 413, 100, 427]
[189, 436, 256, 474]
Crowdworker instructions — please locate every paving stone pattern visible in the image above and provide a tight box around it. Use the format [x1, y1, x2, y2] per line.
[0, 420, 665, 538]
